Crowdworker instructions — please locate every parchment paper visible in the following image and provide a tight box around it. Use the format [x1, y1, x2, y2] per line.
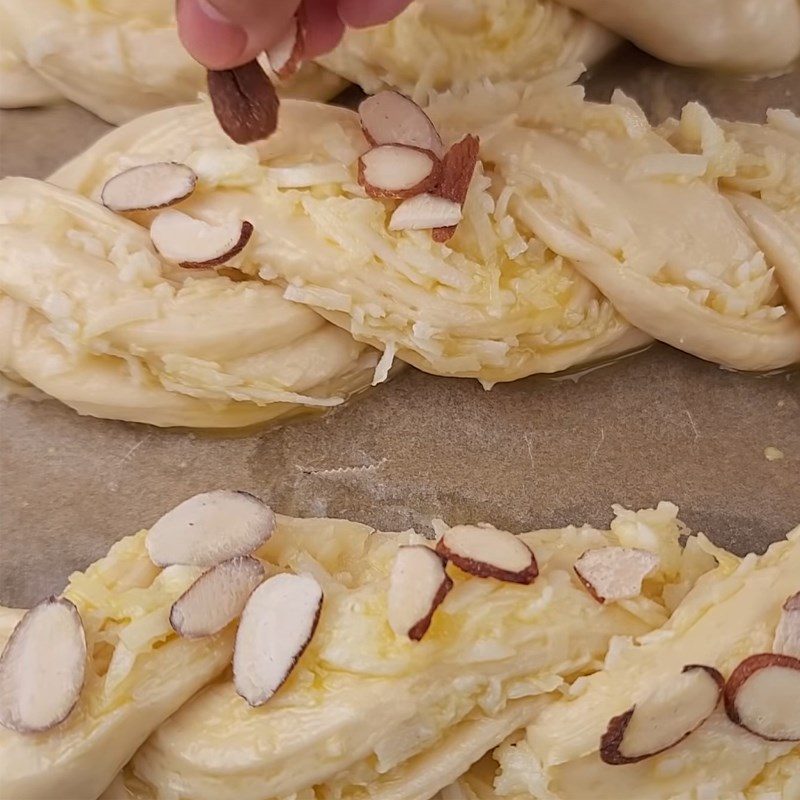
[1, 46, 798, 607]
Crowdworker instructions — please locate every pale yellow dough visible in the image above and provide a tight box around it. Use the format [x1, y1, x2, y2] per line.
[0, 532, 235, 800]
[0, 175, 379, 428]
[201, 76, 797, 375]
[663, 106, 800, 319]
[0, 0, 616, 120]
[446, 524, 800, 799]
[0, 0, 346, 123]
[50, 94, 647, 384]
[317, 0, 618, 98]
[432, 80, 800, 371]
[0, 12, 62, 109]
[558, 0, 800, 73]
[100, 502, 711, 800]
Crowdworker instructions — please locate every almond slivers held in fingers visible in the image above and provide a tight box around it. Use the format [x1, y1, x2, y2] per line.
[207, 60, 279, 144]
[149, 210, 253, 268]
[100, 162, 197, 213]
[0, 598, 86, 734]
[266, 16, 304, 79]
[358, 91, 444, 157]
[724, 653, 800, 741]
[600, 664, 724, 764]
[170, 556, 266, 638]
[234, 572, 323, 706]
[436, 524, 538, 584]
[388, 545, 453, 641]
[146, 490, 275, 568]
[574, 547, 660, 603]
[358, 145, 442, 199]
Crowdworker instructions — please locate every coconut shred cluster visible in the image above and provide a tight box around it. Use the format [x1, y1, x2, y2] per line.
[0, 494, 748, 800]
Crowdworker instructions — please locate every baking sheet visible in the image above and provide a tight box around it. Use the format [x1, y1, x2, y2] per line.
[1, 46, 798, 608]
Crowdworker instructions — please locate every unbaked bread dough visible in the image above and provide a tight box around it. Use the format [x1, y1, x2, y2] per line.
[103, 502, 707, 800]
[0, 530, 236, 800]
[663, 106, 800, 319]
[191, 96, 653, 382]
[482, 524, 800, 799]
[0, 0, 346, 123]
[198, 77, 796, 375]
[0, 177, 379, 428]
[557, 0, 800, 73]
[317, 0, 618, 97]
[439, 81, 800, 371]
[50, 94, 647, 385]
[0, 0, 615, 121]
[0, 7, 61, 109]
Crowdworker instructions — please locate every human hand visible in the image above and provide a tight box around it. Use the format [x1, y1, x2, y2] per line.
[176, 0, 413, 70]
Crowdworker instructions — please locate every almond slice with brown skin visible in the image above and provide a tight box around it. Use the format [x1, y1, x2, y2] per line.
[207, 59, 279, 144]
[100, 162, 197, 213]
[389, 193, 462, 232]
[0, 597, 86, 734]
[170, 556, 266, 638]
[217, 266, 251, 282]
[724, 653, 800, 741]
[150, 210, 254, 268]
[574, 547, 660, 603]
[146, 490, 275, 568]
[265, 15, 304, 79]
[234, 572, 323, 706]
[600, 664, 724, 765]
[432, 134, 480, 243]
[358, 91, 444, 157]
[388, 545, 453, 641]
[358, 145, 442, 199]
[435, 524, 538, 584]
[773, 592, 800, 657]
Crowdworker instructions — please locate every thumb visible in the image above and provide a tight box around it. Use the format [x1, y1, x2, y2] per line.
[176, 0, 301, 69]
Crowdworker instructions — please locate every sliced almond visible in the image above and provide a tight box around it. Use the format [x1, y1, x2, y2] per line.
[150, 209, 253, 268]
[0, 597, 86, 734]
[358, 91, 444, 157]
[388, 545, 453, 641]
[389, 193, 462, 232]
[432, 134, 480, 243]
[574, 547, 660, 604]
[265, 16, 304, 79]
[233, 572, 323, 706]
[600, 664, 724, 765]
[435, 524, 538, 585]
[207, 59, 279, 144]
[100, 162, 197, 213]
[724, 653, 800, 741]
[146, 490, 275, 568]
[358, 145, 442, 199]
[217, 266, 251, 282]
[773, 591, 800, 658]
[170, 556, 266, 638]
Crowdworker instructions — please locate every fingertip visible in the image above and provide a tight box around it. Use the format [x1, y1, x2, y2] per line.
[176, 0, 248, 70]
[300, 0, 346, 58]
